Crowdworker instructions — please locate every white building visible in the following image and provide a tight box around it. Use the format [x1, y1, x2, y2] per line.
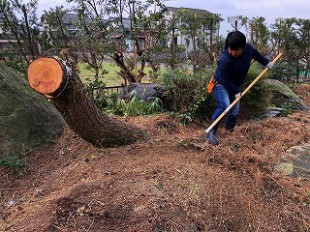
[163, 7, 223, 52]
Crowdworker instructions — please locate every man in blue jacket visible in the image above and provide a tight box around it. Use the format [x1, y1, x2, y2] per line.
[206, 31, 273, 145]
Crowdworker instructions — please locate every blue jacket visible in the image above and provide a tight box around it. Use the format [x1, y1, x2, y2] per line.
[214, 43, 270, 94]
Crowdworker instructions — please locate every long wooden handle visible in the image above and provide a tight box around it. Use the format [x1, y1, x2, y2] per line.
[205, 53, 283, 134]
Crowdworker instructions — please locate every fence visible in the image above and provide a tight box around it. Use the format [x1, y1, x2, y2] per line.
[94, 85, 124, 96]
[299, 70, 310, 82]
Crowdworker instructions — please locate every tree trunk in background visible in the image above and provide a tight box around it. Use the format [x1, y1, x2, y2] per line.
[28, 57, 146, 147]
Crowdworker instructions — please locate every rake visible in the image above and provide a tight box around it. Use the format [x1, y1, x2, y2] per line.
[205, 53, 283, 134]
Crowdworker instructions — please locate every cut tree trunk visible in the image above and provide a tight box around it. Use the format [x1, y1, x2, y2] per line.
[27, 57, 146, 147]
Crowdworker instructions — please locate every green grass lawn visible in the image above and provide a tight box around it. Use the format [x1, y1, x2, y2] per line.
[77, 61, 155, 86]
[77, 62, 123, 86]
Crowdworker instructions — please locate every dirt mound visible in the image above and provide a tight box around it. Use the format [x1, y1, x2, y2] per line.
[293, 84, 310, 106]
[1, 94, 310, 231]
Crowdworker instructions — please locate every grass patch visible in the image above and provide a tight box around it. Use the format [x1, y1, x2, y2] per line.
[0, 153, 24, 172]
[77, 62, 123, 86]
[77, 61, 155, 86]
[109, 90, 163, 116]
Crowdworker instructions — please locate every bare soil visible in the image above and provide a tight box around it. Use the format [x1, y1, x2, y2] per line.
[1, 85, 310, 232]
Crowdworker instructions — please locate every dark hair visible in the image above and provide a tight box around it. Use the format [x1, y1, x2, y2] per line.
[225, 31, 246, 50]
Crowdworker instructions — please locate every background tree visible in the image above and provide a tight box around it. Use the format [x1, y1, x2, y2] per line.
[103, 0, 166, 83]
[65, 0, 108, 81]
[270, 18, 299, 81]
[295, 18, 310, 82]
[270, 18, 295, 54]
[66, 0, 167, 84]
[163, 12, 183, 70]
[76, 3, 107, 81]
[176, 8, 221, 72]
[0, 0, 39, 70]
[138, 1, 166, 80]
[200, 13, 222, 64]
[40, 6, 70, 51]
[247, 17, 269, 53]
[176, 8, 201, 72]
[227, 15, 248, 31]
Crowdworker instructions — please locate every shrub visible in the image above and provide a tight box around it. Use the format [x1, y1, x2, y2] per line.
[239, 64, 271, 118]
[157, 65, 211, 112]
[85, 76, 108, 110]
[0, 153, 24, 172]
[110, 91, 163, 116]
[280, 103, 293, 116]
[0, 52, 28, 74]
[270, 60, 296, 82]
[157, 64, 217, 124]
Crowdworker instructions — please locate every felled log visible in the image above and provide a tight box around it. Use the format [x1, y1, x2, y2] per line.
[28, 57, 68, 97]
[27, 57, 146, 147]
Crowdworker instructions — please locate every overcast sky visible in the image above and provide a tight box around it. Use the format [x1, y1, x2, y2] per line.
[37, 0, 310, 35]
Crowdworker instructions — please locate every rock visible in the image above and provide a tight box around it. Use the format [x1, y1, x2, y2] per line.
[274, 142, 310, 178]
[264, 79, 309, 111]
[0, 62, 65, 158]
[262, 107, 283, 118]
[121, 83, 163, 101]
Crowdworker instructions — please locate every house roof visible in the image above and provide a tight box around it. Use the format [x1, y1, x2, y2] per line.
[63, 12, 79, 24]
[63, 12, 92, 25]
[165, 6, 224, 21]
[104, 16, 131, 28]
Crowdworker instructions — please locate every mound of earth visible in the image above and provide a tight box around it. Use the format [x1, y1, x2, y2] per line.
[1, 114, 309, 231]
[293, 83, 310, 107]
[0, 86, 309, 232]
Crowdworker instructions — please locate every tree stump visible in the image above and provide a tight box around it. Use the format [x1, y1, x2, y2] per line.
[27, 57, 146, 147]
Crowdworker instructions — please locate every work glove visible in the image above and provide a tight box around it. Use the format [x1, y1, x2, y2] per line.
[235, 92, 242, 99]
[266, 62, 274, 69]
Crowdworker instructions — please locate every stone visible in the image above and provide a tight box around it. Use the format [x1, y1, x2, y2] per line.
[265, 79, 309, 111]
[121, 83, 163, 101]
[274, 142, 310, 178]
[0, 62, 65, 158]
[262, 107, 283, 118]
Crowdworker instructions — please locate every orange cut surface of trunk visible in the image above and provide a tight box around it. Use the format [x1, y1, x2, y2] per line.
[28, 57, 64, 95]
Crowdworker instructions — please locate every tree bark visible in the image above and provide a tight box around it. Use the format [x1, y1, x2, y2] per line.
[28, 57, 146, 148]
